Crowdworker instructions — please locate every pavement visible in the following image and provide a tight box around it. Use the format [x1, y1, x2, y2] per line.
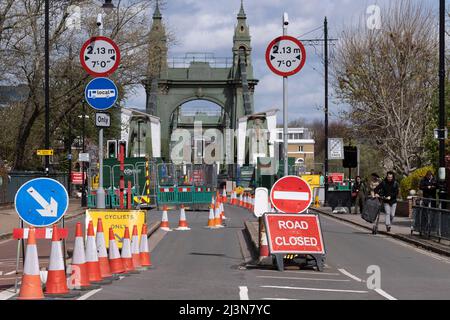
[311, 207, 450, 257]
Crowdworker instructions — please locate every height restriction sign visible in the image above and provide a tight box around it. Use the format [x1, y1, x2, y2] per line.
[80, 36, 121, 77]
[265, 35, 306, 77]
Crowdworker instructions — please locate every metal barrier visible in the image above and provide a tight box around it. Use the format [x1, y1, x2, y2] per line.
[412, 197, 450, 242]
[156, 163, 217, 209]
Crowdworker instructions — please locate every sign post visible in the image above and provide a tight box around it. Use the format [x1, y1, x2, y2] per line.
[80, 23, 121, 209]
[266, 14, 306, 176]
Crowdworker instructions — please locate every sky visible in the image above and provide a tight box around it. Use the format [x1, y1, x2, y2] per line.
[124, 0, 444, 122]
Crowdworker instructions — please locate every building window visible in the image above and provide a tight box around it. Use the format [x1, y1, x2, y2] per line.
[299, 146, 304, 152]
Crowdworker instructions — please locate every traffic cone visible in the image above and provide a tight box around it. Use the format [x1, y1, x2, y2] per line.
[121, 227, 139, 274]
[18, 227, 44, 300]
[222, 187, 227, 204]
[139, 224, 152, 269]
[108, 228, 126, 275]
[175, 205, 190, 231]
[220, 200, 227, 221]
[206, 204, 216, 228]
[69, 223, 96, 291]
[45, 225, 79, 298]
[259, 229, 270, 259]
[160, 205, 171, 231]
[239, 193, 243, 207]
[96, 219, 115, 280]
[232, 190, 238, 206]
[131, 225, 143, 270]
[214, 202, 224, 228]
[86, 221, 111, 284]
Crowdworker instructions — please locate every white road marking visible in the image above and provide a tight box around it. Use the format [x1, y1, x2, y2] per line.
[375, 288, 397, 300]
[0, 271, 2, 276]
[338, 269, 362, 282]
[239, 286, 249, 300]
[0, 286, 18, 300]
[77, 288, 102, 300]
[257, 276, 350, 282]
[273, 191, 309, 201]
[261, 285, 368, 294]
[5, 271, 16, 276]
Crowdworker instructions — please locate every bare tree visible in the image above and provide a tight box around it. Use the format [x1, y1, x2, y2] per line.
[0, 0, 163, 169]
[334, 0, 439, 177]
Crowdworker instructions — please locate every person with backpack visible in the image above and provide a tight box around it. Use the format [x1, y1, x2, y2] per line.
[375, 171, 400, 232]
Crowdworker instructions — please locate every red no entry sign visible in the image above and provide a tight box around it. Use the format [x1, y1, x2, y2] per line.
[264, 214, 325, 254]
[80, 36, 121, 77]
[270, 176, 312, 213]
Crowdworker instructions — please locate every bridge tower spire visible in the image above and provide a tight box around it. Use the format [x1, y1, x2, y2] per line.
[144, 0, 167, 115]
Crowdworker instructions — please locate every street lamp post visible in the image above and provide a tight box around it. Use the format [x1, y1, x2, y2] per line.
[324, 17, 329, 206]
[80, 101, 87, 207]
[44, 0, 50, 174]
[438, 0, 447, 205]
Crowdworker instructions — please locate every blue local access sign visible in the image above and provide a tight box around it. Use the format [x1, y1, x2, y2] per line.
[85, 77, 118, 111]
[15, 178, 69, 227]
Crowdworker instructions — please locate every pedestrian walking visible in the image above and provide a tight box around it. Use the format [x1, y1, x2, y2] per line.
[352, 176, 366, 214]
[375, 172, 400, 232]
[419, 171, 437, 208]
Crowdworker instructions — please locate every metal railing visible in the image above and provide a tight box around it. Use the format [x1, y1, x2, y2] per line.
[411, 197, 450, 242]
[168, 52, 233, 69]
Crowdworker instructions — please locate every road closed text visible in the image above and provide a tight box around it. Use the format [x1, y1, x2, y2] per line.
[265, 214, 325, 254]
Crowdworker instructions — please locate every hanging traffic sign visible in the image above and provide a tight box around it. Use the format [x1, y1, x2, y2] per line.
[80, 36, 121, 77]
[14, 178, 69, 227]
[85, 77, 118, 111]
[265, 35, 306, 77]
[270, 176, 313, 213]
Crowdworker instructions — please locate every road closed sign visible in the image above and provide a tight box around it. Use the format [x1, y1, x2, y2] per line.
[264, 214, 325, 255]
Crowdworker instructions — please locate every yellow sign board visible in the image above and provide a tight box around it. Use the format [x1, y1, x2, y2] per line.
[85, 209, 146, 248]
[300, 175, 321, 189]
[37, 149, 54, 156]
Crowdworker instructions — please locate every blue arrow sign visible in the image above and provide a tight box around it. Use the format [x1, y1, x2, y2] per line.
[85, 77, 118, 111]
[15, 178, 69, 227]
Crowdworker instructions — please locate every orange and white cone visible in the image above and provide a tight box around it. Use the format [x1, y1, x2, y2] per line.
[220, 200, 227, 221]
[121, 227, 139, 274]
[18, 227, 44, 300]
[259, 229, 270, 259]
[175, 205, 190, 231]
[222, 188, 227, 204]
[69, 223, 93, 290]
[108, 228, 126, 275]
[86, 221, 109, 284]
[96, 219, 114, 280]
[139, 224, 152, 269]
[45, 225, 78, 297]
[160, 205, 171, 231]
[239, 193, 243, 207]
[232, 191, 238, 206]
[214, 202, 224, 228]
[206, 204, 217, 229]
[131, 225, 143, 270]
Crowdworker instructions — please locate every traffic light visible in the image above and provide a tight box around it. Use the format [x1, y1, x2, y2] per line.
[118, 140, 128, 158]
[107, 140, 117, 159]
[343, 146, 358, 168]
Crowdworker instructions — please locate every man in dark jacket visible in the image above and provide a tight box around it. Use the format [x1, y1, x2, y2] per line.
[419, 171, 437, 207]
[375, 172, 399, 232]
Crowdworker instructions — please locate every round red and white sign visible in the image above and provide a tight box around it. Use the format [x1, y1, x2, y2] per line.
[270, 176, 313, 213]
[80, 36, 121, 77]
[265, 36, 306, 77]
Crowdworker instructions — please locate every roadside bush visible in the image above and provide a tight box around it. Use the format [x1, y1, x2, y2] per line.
[400, 166, 435, 199]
